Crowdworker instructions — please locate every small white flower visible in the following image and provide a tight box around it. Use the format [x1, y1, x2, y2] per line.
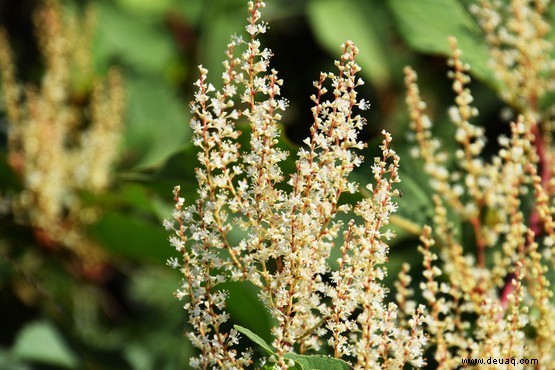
[166, 257, 180, 269]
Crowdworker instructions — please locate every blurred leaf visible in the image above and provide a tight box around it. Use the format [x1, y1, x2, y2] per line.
[86, 182, 154, 214]
[148, 194, 175, 224]
[12, 321, 79, 369]
[197, 0, 250, 89]
[124, 344, 154, 370]
[117, 183, 156, 213]
[152, 144, 197, 184]
[147, 144, 199, 202]
[393, 169, 433, 233]
[126, 268, 192, 370]
[0, 349, 29, 370]
[116, 0, 173, 16]
[124, 76, 190, 169]
[388, 0, 495, 88]
[172, 0, 205, 26]
[307, 0, 390, 88]
[95, 1, 178, 73]
[89, 212, 168, 262]
[129, 267, 180, 310]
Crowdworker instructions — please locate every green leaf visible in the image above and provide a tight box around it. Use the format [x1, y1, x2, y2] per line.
[172, 0, 205, 27]
[123, 76, 190, 169]
[0, 349, 30, 370]
[124, 344, 154, 370]
[89, 211, 169, 261]
[12, 321, 79, 369]
[88, 182, 155, 213]
[116, 0, 173, 16]
[234, 325, 276, 356]
[152, 144, 198, 185]
[388, 0, 495, 87]
[283, 353, 352, 370]
[95, 1, 177, 73]
[391, 168, 434, 237]
[221, 283, 274, 344]
[307, 0, 390, 88]
[197, 0, 250, 89]
[234, 326, 352, 369]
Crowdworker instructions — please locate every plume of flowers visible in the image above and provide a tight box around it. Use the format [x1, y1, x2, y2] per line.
[403, 1, 555, 364]
[0, 0, 125, 273]
[165, 1, 426, 368]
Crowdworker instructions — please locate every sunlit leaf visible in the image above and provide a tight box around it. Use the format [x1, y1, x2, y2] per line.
[234, 325, 276, 355]
[12, 321, 79, 369]
[283, 353, 352, 370]
[95, 2, 177, 73]
[307, 0, 390, 88]
[388, 0, 495, 87]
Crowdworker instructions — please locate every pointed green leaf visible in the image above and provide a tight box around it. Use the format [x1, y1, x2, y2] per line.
[95, 1, 177, 73]
[307, 0, 390, 88]
[234, 325, 276, 356]
[232, 326, 353, 370]
[284, 353, 352, 370]
[388, 0, 495, 87]
[12, 321, 79, 369]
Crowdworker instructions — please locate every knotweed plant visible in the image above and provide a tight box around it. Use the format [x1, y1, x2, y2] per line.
[165, 1, 426, 368]
[402, 0, 555, 367]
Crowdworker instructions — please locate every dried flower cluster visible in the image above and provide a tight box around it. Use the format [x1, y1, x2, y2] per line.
[165, 1, 426, 368]
[0, 0, 125, 270]
[403, 0, 555, 367]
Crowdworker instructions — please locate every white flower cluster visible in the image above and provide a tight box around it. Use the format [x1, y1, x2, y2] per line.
[0, 2, 124, 271]
[471, 0, 555, 109]
[403, 2, 555, 365]
[165, 1, 426, 368]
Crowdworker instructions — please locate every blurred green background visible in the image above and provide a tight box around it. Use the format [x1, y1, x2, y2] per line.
[0, 0, 523, 368]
